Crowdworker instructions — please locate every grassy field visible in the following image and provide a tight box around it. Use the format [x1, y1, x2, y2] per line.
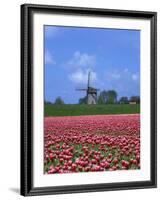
[44, 104, 140, 117]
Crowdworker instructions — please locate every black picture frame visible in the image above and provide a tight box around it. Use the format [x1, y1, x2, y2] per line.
[21, 3, 157, 196]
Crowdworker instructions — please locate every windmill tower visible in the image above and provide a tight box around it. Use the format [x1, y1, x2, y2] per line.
[76, 71, 99, 104]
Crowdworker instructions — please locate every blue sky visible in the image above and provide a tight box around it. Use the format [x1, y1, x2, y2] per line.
[44, 25, 140, 104]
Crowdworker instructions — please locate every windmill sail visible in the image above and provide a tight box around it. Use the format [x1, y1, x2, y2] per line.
[87, 71, 91, 88]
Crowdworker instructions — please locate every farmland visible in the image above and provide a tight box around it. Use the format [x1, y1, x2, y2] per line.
[45, 104, 140, 116]
[44, 114, 140, 174]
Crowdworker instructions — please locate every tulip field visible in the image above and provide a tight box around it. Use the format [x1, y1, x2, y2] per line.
[44, 114, 140, 174]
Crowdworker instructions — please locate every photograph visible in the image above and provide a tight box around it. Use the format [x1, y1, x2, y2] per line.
[21, 4, 157, 196]
[44, 25, 140, 174]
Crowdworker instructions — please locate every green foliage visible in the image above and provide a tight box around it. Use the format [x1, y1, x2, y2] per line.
[97, 94, 104, 104]
[129, 96, 140, 104]
[79, 96, 87, 104]
[98, 90, 108, 104]
[54, 96, 65, 105]
[119, 96, 129, 104]
[44, 100, 52, 104]
[98, 90, 117, 104]
[106, 90, 117, 104]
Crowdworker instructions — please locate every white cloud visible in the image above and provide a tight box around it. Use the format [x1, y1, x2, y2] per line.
[67, 51, 96, 69]
[69, 69, 97, 85]
[66, 51, 97, 85]
[45, 50, 56, 65]
[132, 74, 138, 81]
[106, 68, 139, 82]
[107, 71, 121, 80]
[45, 26, 59, 38]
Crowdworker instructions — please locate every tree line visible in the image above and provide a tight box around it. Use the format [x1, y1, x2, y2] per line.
[45, 90, 140, 105]
[79, 90, 140, 105]
[45, 97, 65, 105]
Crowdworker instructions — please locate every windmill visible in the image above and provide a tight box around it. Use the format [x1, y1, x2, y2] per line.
[76, 71, 99, 104]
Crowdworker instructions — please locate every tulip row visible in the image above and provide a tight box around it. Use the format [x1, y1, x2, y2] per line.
[44, 114, 140, 174]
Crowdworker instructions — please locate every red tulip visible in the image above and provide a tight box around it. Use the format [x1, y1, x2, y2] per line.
[44, 114, 140, 174]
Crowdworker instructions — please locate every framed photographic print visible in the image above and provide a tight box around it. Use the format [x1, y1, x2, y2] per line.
[21, 4, 157, 196]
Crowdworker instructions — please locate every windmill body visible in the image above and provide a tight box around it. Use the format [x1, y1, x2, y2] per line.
[76, 72, 99, 104]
